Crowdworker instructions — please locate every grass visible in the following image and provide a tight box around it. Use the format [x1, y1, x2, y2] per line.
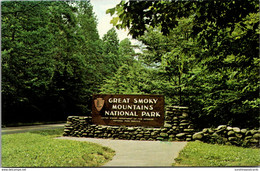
[173, 141, 260, 167]
[2, 128, 115, 167]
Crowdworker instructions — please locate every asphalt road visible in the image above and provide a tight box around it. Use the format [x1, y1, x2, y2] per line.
[1, 123, 66, 134]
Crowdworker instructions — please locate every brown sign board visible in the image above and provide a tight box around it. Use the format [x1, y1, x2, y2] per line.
[92, 94, 165, 127]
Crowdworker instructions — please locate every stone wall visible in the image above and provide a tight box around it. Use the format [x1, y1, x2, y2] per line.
[63, 106, 195, 141]
[63, 106, 259, 147]
[193, 125, 260, 148]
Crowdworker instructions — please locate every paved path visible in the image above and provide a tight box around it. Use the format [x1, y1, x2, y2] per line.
[1, 123, 66, 134]
[57, 137, 187, 167]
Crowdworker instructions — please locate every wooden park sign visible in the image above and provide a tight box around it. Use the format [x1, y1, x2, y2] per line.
[92, 94, 164, 127]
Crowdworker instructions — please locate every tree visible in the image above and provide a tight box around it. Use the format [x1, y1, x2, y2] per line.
[2, 1, 103, 124]
[118, 38, 135, 65]
[100, 62, 158, 95]
[2, 1, 61, 123]
[137, 27, 171, 67]
[107, 0, 260, 128]
[100, 27, 121, 79]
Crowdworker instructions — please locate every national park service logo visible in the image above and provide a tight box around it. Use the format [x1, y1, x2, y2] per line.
[94, 98, 104, 111]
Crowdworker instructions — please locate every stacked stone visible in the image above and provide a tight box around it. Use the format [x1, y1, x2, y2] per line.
[63, 106, 196, 141]
[164, 106, 195, 141]
[192, 125, 260, 147]
[62, 116, 259, 147]
[63, 116, 92, 137]
[64, 122, 171, 141]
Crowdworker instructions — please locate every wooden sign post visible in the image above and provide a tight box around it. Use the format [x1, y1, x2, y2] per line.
[92, 94, 164, 127]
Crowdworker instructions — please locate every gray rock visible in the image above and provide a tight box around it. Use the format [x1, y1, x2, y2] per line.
[111, 126, 119, 129]
[227, 131, 235, 136]
[172, 126, 177, 130]
[64, 129, 71, 132]
[161, 128, 168, 132]
[226, 142, 232, 146]
[250, 139, 259, 143]
[176, 133, 186, 137]
[245, 136, 252, 140]
[164, 123, 172, 128]
[146, 128, 154, 131]
[228, 137, 237, 141]
[127, 127, 135, 131]
[169, 135, 175, 138]
[65, 122, 72, 126]
[208, 129, 214, 134]
[202, 128, 208, 133]
[137, 128, 143, 132]
[160, 133, 169, 137]
[233, 127, 240, 133]
[180, 123, 189, 126]
[253, 133, 260, 139]
[241, 129, 247, 134]
[192, 132, 204, 140]
[136, 134, 143, 137]
[212, 132, 219, 137]
[151, 132, 157, 136]
[182, 112, 189, 117]
[235, 133, 243, 139]
[250, 130, 258, 134]
[222, 137, 228, 142]
[217, 125, 227, 130]
[184, 129, 194, 132]
[156, 137, 164, 141]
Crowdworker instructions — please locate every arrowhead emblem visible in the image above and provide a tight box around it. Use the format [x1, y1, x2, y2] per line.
[94, 98, 104, 111]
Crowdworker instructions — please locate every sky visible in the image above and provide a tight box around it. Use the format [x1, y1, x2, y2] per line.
[90, 0, 130, 41]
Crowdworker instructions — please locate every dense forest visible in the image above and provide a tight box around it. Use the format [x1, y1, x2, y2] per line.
[2, 1, 259, 129]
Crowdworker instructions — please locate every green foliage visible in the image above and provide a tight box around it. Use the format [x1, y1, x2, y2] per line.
[173, 141, 260, 166]
[1, 1, 113, 124]
[107, 1, 258, 39]
[118, 38, 136, 65]
[107, 0, 259, 128]
[1, 129, 115, 167]
[2, 0, 259, 130]
[137, 27, 171, 66]
[101, 27, 121, 79]
[100, 62, 150, 94]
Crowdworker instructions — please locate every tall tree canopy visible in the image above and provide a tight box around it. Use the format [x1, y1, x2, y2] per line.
[107, 0, 259, 128]
[2, 1, 139, 125]
[2, 1, 113, 124]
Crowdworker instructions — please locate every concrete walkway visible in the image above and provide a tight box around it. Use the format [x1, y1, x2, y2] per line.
[1, 123, 66, 134]
[57, 137, 187, 167]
